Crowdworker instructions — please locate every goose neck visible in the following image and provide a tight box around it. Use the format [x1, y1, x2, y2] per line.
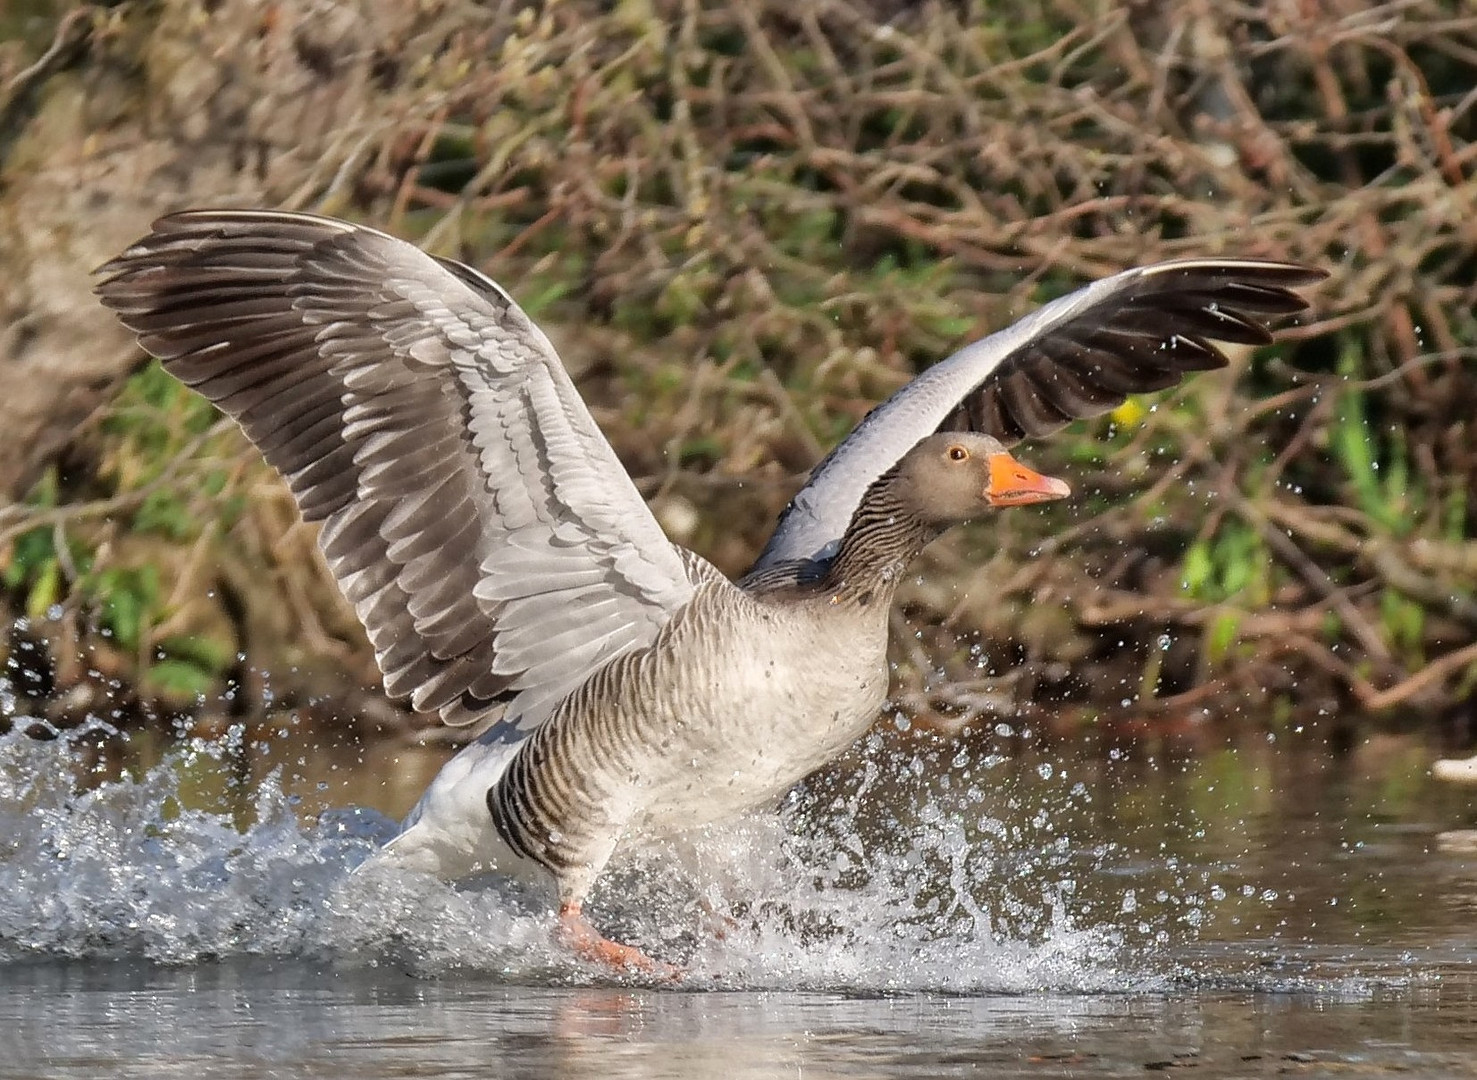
[820, 484, 939, 606]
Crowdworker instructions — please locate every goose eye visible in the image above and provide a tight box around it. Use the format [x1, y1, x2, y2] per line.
[948, 445, 969, 461]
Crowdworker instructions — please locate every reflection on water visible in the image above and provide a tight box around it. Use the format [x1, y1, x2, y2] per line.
[3, 720, 1477, 1076]
[6, 961, 1477, 1080]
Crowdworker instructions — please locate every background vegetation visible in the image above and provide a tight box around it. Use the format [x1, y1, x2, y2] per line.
[1, 0, 1475, 751]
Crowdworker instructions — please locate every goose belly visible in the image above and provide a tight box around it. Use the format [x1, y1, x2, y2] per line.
[628, 615, 890, 833]
[490, 599, 892, 884]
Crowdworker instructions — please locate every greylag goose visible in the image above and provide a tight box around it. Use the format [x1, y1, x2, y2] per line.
[95, 210, 1323, 973]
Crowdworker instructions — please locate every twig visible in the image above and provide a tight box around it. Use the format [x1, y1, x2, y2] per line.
[0, 8, 93, 151]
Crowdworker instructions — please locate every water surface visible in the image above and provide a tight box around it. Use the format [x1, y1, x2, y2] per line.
[3, 722, 1476, 1077]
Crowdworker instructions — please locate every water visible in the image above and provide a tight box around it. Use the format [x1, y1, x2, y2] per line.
[8, 964, 1477, 1079]
[3, 720, 1477, 1076]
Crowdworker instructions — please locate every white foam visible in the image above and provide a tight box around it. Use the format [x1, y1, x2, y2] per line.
[0, 726, 1137, 991]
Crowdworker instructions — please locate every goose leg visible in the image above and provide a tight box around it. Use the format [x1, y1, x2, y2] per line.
[557, 902, 681, 978]
[697, 895, 739, 940]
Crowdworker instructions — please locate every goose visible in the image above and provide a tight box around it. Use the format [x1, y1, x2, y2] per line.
[95, 210, 1322, 973]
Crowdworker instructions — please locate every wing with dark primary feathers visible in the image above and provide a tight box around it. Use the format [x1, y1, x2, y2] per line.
[753, 258, 1325, 570]
[95, 210, 696, 740]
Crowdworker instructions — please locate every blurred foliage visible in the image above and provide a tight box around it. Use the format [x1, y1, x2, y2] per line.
[3, 0, 1477, 741]
[1, 364, 248, 706]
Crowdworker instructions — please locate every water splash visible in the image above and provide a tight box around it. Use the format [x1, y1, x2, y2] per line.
[0, 724, 1140, 991]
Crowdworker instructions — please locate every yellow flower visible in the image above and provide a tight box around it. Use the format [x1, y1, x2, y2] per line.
[1110, 397, 1146, 429]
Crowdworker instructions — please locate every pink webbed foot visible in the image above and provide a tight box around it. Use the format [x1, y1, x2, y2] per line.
[557, 902, 682, 980]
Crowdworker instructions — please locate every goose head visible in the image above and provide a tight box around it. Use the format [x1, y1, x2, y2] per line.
[888, 432, 1071, 527]
[822, 431, 1072, 598]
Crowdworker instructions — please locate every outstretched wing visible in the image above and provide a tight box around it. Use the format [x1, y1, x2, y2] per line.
[96, 210, 695, 739]
[754, 259, 1324, 569]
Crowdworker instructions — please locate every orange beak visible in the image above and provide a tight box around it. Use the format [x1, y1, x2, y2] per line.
[986, 453, 1072, 507]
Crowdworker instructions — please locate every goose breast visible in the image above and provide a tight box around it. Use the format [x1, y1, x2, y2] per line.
[497, 583, 892, 865]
